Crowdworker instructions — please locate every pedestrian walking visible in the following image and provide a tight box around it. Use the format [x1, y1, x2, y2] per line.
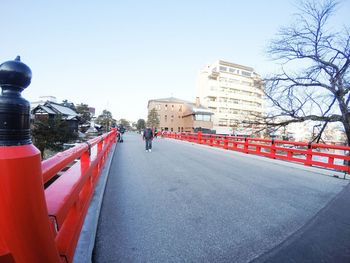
[143, 127, 154, 152]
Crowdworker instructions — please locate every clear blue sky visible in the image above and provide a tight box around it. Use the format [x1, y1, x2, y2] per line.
[1, 0, 349, 121]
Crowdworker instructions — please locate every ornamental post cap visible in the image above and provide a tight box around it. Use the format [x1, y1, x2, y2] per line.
[0, 56, 32, 90]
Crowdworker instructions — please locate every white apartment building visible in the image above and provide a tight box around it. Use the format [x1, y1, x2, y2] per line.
[197, 60, 265, 135]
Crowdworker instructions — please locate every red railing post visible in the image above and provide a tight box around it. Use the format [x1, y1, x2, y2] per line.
[81, 144, 91, 179]
[270, 139, 276, 159]
[111, 128, 117, 143]
[98, 137, 104, 167]
[0, 57, 61, 263]
[98, 139, 103, 153]
[224, 136, 229, 149]
[216, 136, 221, 147]
[305, 142, 313, 166]
[210, 136, 214, 146]
[244, 137, 249, 153]
[256, 145, 261, 154]
[197, 131, 202, 144]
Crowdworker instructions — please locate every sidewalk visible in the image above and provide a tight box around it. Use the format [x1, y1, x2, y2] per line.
[252, 182, 350, 263]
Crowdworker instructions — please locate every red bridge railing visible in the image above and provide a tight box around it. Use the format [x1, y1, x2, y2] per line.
[0, 58, 118, 263]
[164, 132, 350, 173]
[0, 130, 117, 263]
[44, 130, 116, 262]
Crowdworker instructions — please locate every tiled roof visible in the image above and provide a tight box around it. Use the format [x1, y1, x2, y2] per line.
[48, 103, 79, 116]
[32, 101, 79, 118]
[39, 105, 56, 114]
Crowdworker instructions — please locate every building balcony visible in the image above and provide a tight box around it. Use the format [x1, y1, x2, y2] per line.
[208, 70, 219, 80]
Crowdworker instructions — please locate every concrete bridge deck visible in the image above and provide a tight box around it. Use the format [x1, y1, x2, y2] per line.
[92, 133, 349, 263]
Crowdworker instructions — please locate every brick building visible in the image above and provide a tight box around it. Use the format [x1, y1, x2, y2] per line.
[147, 97, 213, 133]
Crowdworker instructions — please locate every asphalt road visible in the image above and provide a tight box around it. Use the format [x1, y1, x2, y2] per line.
[93, 133, 349, 263]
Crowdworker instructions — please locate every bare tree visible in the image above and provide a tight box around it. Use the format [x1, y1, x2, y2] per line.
[258, 0, 350, 144]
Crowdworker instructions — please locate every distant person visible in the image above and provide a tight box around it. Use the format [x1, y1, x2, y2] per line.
[117, 125, 125, 143]
[143, 127, 154, 152]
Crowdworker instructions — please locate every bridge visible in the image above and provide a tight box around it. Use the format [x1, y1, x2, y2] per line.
[1, 58, 350, 263]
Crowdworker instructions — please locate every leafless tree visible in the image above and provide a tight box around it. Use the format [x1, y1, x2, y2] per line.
[256, 0, 350, 144]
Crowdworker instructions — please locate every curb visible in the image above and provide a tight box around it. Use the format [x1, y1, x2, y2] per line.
[73, 143, 117, 263]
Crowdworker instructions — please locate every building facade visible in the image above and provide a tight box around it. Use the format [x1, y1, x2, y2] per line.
[197, 60, 265, 135]
[147, 97, 213, 132]
[31, 101, 80, 133]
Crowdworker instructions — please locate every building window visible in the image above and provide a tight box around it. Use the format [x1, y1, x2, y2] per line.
[179, 105, 182, 112]
[194, 114, 211, 121]
[171, 128, 173, 132]
[229, 68, 236, 74]
[219, 97, 228, 103]
[219, 119, 228, 126]
[178, 127, 180, 132]
[219, 66, 227, 72]
[165, 115, 167, 122]
[172, 105, 174, 111]
[242, 71, 252, 77]
[165, 104, 168, 110]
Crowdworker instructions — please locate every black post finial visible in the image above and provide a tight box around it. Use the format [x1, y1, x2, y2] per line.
[0, 57, 32, 146]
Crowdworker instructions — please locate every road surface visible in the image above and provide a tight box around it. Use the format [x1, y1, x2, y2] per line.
[93, 133, 349, 263]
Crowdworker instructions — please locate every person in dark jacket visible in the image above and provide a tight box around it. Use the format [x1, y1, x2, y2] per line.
[143, 127, 154, 152]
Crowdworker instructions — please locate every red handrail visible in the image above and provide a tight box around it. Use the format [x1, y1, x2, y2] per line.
[44, 130, 117, 262]
[0, 129, 117, 263]
[163, 132, 350, 173]
[42, 134, 107, 184]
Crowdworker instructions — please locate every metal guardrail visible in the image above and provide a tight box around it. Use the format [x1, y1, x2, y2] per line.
[44, 130, 116, 262]
[164, 132, 350, 173]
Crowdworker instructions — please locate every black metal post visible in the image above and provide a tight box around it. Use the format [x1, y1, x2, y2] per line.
[0, 56, 32, 146]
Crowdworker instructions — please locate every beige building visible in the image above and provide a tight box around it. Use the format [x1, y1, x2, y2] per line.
[197, 60, 265, 135]
[147, 97, 213, 132]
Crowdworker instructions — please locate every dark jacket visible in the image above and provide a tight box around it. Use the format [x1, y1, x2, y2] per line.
[143, 128, 154, 140]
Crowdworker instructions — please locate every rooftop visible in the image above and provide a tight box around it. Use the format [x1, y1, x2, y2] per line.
[148, 97, 192, 107]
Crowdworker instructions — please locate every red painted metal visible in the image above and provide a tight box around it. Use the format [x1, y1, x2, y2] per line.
[0, 144, 61, 263]
[0, 236, 15, 263]
[197, 132, 202, 144]
[163, 132, 350, 173]
[0, 130, 116, 263]
[44, 130, 116, 262]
